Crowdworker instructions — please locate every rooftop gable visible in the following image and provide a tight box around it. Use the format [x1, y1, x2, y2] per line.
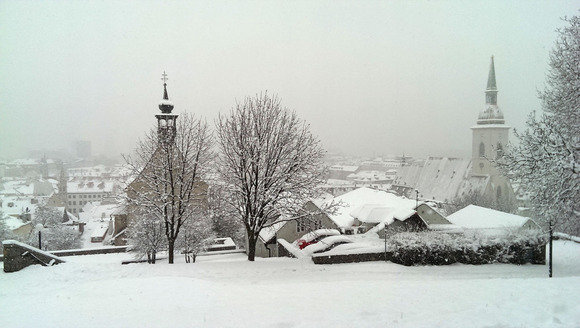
[447, 205, 535, 230]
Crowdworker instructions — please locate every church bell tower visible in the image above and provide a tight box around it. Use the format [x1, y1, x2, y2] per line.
[470, 56, 513, 202]
[471, 56, 511, 176]
[156, 72, 178, 145]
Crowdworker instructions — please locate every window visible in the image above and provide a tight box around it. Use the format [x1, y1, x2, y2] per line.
[297, 220, 305, 233]
[479, 142, 485, 157]
[314, 219, 322, 230]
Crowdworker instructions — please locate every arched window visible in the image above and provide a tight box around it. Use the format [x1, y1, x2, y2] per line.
[496, 186, 502, 201]
[479, 142, 485, 157]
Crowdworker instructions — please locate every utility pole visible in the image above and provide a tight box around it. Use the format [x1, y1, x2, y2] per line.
[415, 189, 419, 208]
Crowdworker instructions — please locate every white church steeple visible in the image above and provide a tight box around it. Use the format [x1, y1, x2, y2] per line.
[471, 56, 510, 176]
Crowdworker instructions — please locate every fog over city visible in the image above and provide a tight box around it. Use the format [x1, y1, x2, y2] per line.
[1, 1, 578, 160]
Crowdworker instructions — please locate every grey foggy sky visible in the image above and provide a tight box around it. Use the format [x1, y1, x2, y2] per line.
[1, 1, 579, 160]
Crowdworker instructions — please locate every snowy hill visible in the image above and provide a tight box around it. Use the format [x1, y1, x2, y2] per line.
[1, 241, 579, 327]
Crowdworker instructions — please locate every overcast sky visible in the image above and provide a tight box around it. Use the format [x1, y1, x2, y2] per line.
[1, 1, 579, 161]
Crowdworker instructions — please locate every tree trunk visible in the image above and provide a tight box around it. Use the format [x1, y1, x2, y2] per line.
[192, 254, 196, 263]
[152, 252, 156, 264]
[549, 224, 553, 278]
[247, 236, 257, 262]
[168, 239, 175, 264]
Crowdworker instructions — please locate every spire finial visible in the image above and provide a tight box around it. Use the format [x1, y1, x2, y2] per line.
[158, 71, 174, 113]
[486, 56, 497, 91]
[161, 71, 169, 100]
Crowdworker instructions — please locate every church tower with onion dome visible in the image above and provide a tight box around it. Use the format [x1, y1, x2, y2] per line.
[156, 71, 178, 145]
[470, 56, 512, 201]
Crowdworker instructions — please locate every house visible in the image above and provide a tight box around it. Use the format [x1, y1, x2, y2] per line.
[323, 187, 415, 233]
[327, 165, 359, 180]
[363, 203, 460, 238]
[76, 202, 122, 247]
[349, 192, 417, 232]
[447, 205, 539, 235]
[253, 200, 340, 258]
[2, 214, 33, 239]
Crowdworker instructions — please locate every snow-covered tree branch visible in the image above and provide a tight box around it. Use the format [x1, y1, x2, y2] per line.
[124, 112, 213, 264]
[215, 92, 326, 261]
[496, 15, 580, 276]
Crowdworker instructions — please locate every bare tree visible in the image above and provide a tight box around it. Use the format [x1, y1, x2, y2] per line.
[497, 16, 580, 277]
[215, 92, 326, 261]
[124, 113, 213, 264]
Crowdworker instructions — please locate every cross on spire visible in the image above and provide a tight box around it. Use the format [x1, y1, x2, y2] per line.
[161, 71, 169, 84]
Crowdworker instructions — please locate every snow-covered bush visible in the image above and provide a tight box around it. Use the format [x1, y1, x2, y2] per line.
[388, 230, 546, 266]
[177, 213, 214, 263]
[25, 225, 82, 251]
[127, 212, 167, 264]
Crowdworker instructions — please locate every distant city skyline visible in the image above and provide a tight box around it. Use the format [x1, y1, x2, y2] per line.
[1, 1, 578, 160]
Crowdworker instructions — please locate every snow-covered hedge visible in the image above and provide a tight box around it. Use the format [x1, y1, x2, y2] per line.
[388, 230, 546, 266]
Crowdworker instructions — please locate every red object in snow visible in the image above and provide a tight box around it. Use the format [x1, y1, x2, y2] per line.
[298, 239, 314, 249]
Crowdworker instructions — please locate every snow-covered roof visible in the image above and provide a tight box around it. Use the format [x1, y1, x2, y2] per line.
[90, 224, 109, 239]
[258, 221, 286, 243]
[3, 215, 29, 230]
[329, 165, 359, 172]
[392, 157, 485, 203]
[0, 196, 39, 216]
[8, 158, 40, 166]
[447, 205, 535, 230]
[350, 205, 416, 224]
[325, 187, 416, 227]
[0, 180, 35, 196]
[80, 203, 121, 220]
[67, 180, 116, 193]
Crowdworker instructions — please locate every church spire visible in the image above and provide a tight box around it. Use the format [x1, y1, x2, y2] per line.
[485, 56, 498, 105]
[155, 71, 178, 145]
[158, 71, 174, 114]
[477, 56, 504, 125]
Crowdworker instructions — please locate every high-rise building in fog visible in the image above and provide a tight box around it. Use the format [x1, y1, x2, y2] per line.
[75, 140, 92, 159]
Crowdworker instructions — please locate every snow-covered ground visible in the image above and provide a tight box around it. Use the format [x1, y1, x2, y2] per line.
[1, 241, 579, 328]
